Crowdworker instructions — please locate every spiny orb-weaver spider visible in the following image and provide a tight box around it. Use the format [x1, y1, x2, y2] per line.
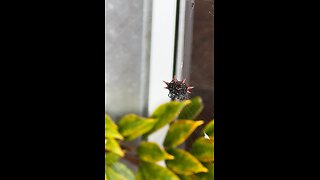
[163, 75, 194, 101]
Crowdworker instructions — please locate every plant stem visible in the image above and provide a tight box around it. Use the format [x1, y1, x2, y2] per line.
[119, 142, 139, 165]
[123, 152, 139, 165]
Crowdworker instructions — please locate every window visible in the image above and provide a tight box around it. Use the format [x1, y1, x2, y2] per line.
[105, 0, 214, 169]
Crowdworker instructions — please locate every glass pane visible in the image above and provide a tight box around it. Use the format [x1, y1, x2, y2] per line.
[177, 0, 214, 149]
[189, 0, 214, 119]
[105, 0, 152, 121]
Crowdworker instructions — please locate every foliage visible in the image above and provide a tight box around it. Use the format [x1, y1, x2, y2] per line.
[105, 96, 214, 180]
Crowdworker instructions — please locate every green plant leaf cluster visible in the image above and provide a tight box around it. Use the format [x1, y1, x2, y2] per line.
[106, 161, 135, 180]
[105, 115, 133, 179]
[137, 142, 174, 163]
[136, 161, 180, 180]
[118, 114, 157, 141]
[164, 120, 204, 148]
[105, 96, 214, 179]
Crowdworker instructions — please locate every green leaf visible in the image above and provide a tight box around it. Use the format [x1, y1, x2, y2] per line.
[137, 142, 174, 163]
[111, 162, 135, 180]
[144, 100, 191, 137]
[166, 148, 208, 175]
[118, 114, 157, 141]
[178, 163, 214, 180]
[203, 120, 214, 137]
[191, 136, 214, 162]
[105, 138, 124, 157]
[105, 152, 120, 165]
[106, 114, 118, 129]
[164, 120, 204, 148]
[105, 162, 135, 180]
[105, 166, 124, 180]
[105, 114, 124, 140]
[195, 163, 214, 180]
[136, 161, 180, 180]
[178, 96, 204, 120]
[178, 175, 197, 180]
[106, 128, 124, 140]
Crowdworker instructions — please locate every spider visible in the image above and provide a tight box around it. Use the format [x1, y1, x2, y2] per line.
[163, 75, 194, 101]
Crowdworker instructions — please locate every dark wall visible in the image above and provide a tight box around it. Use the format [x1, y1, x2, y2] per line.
[188, 0, 214, 149]
[190, 0, 213, 120]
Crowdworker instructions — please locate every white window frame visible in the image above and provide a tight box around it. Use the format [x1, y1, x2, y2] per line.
[147, 0, 179, 166]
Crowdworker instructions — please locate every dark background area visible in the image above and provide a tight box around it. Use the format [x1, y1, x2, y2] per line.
[190, 0, 214, 119]
[187, 0, 214, 149]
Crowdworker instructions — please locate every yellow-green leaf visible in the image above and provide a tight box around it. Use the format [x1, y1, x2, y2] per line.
[105, 128, 124, 140]
[105, 114, 124, 140]
[105, 138, 124, 157]
[105, 166, 124, 180]
[166, 148, 208, 175]
[178, 175, 197, 180]
[178, 96, 204, 120]
[105, 162, 134, 180]
[143, 100, 191, 137]
[105, 114, 117, 129]
[136, 161, 180, 180]
[105, 152, 120, 165]
[191, 136, 214, 162]
[164, 120, 204, 148]
[203, 119, 214, 137]
[178, 163, 214, 180]
[137, 142, 174, 163]
[118, 114, 157, 141]
[195, 163, 214, 180]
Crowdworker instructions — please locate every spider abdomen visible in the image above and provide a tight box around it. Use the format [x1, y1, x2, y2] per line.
[163, 76, 194, 101]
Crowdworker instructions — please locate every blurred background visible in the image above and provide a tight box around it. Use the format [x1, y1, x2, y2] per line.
[105, 0, 213, 170]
